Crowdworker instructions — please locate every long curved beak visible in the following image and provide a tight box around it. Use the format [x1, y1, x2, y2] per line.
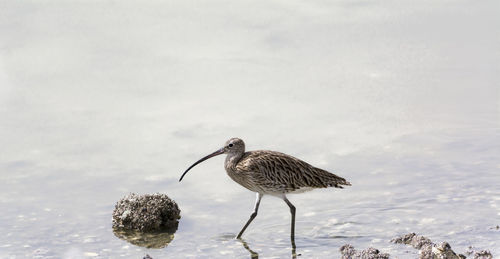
[179, 147, 225, 182]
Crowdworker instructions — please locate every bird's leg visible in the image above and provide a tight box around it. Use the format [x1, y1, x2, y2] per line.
[236, 193, 263, 239]
[283, 196, 296, 247]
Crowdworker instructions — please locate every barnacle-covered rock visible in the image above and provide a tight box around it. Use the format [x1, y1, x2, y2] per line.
[391, 233, 466, 259]
[112, 193, 180, 248]
[339, 244, 390, 259]
[112, 193, 180, 231]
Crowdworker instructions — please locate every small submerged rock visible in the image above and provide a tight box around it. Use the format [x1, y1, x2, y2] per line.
[112, 193, 180, 248]
[466, 246, 494, 259]
[473, 250, 493, 259]
[339, 244, 390, 259]
[32, 247, 52, 258]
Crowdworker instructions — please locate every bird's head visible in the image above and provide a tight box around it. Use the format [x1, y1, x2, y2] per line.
[179, 138, 245, 182]
[224, 137, 245, 155]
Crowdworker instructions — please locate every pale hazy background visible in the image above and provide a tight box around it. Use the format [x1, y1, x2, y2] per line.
[1, 0, 499, 258]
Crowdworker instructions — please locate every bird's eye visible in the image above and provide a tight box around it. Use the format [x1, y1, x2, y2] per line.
[228, 144, 234, 147]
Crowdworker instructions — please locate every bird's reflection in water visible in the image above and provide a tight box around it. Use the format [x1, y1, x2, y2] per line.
[238, 239, 259, 259]
[238, 238, 299, 259]
[291, 239, 298, 259]
[112, 226, 177, 249]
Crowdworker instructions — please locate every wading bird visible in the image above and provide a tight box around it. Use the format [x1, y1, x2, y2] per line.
[179, 138, 351, 245]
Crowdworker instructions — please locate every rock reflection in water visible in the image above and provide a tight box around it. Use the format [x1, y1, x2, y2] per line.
[112, 227, 177, 249]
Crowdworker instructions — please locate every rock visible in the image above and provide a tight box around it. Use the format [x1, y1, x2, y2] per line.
[466, 246, 476, 256]
[473, 250, 493, 259]
[112, 193, 180, 232]
[339, 244, 390, 259]
[466, 246, 494, 259]
[340, 244, 356, 258]
[431, 242, 463, 259]
[391, 233, 466, 259]
[143, 254, 153, 259]
[391, 232, 432, 249]
[419, 243, 435, 259]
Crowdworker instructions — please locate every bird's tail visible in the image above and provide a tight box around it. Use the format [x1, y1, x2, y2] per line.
[321, 169, 351, 188]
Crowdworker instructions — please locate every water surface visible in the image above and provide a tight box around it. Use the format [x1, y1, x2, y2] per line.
[1, 0, 499, 258]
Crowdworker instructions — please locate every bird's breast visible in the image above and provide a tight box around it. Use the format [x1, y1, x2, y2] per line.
[225, 168, 259, 192]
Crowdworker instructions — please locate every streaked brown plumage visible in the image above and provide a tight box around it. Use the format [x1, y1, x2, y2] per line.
[179, 137, 351, 245]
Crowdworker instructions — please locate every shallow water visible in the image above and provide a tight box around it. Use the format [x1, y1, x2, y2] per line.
[1, 0, 499, 258]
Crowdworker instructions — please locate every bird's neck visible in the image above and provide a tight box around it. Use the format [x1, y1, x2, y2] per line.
[225, 152, 243, 171]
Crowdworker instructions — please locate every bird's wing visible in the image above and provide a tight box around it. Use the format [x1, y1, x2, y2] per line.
[236, 151, 350, 193]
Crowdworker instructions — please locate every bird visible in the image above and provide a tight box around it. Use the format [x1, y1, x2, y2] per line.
[179, 137, 351, 244]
